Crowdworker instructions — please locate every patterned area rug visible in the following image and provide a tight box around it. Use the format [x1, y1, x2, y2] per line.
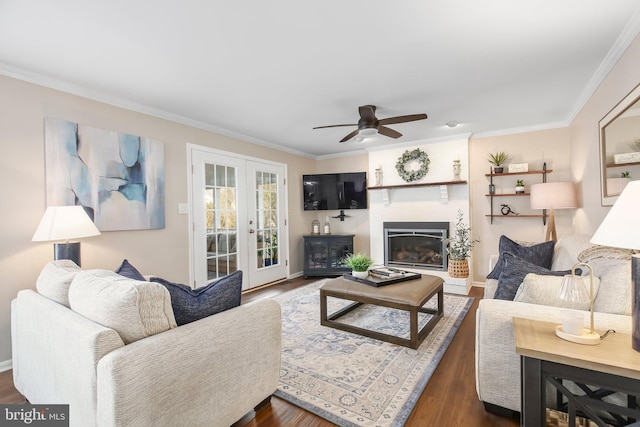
[272, 280, 473, 427]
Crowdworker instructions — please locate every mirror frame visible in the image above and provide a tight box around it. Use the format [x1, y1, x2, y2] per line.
[599, 82, 640, 206]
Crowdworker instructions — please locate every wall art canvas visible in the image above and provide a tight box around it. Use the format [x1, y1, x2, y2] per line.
[45, 118, 165, 231]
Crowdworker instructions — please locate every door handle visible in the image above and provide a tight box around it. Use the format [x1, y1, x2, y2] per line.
[249, 229, 255, 234]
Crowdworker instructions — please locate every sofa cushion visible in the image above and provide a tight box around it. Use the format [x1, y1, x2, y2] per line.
[69, 270, 177, 344]
[36, 260, 81, 307]
[487, 236, 555, 280]
[590, 257, 632, 315]
[494, 253, 574, 301]
[150, 271, 242, 326]
[513, 273, 600, 310]
[115, 259, 146, 281]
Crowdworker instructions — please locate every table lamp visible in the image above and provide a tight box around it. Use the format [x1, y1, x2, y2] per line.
[32, 206, 101, 266]
[590, 180, 640, 352]
[555, 263, 600, 345]
[530, 182, 578, 241]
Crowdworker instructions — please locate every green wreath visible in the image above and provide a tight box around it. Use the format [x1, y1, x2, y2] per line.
[395, 148, 430, 182]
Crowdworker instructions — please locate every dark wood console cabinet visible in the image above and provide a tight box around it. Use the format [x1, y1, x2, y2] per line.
[303, 234, 354, 278]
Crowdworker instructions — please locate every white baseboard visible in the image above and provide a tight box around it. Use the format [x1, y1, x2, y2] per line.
[289, 271, 303, 279]
[0, 359, 12, 372]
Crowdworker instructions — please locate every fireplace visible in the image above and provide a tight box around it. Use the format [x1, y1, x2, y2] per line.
[383, 222, 449, 271]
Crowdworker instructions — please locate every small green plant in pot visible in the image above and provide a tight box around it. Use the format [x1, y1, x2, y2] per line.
[488, 151, 510, 173]
[515, 179, 525, 194]
[343, 252, 374, 279]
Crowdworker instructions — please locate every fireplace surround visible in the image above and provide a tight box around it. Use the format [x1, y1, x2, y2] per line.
[383, 222, 449, 271]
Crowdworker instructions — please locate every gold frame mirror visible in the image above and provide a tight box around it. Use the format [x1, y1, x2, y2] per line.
[599, 83, 640, 206]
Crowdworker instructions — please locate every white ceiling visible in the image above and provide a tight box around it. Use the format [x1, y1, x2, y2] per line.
[2, 1, 640, 158]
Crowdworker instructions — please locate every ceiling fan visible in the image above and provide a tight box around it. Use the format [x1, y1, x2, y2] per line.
[313, 105, 428, 143]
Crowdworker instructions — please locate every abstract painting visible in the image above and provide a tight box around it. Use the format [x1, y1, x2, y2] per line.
[44, 118, 165, 231]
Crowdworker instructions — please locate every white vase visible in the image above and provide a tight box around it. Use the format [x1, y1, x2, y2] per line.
[352, 270, 369, 279]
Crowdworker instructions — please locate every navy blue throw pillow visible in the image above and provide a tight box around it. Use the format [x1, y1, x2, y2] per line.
[151, 270, 242, 326]
[115, 259, 146, 281]
[494, 252, 576, 301]
[487, 236, 555, 280]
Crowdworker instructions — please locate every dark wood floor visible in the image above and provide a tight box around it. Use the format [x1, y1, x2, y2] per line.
[1, 277, 519, 427]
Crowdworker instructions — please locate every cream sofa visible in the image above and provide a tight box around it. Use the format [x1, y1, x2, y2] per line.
[475, 235, 633, 415]
[11, 262, 282, 427]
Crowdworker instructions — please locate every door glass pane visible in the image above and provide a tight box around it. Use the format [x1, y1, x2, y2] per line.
[205, 164, 238, 282]
[256, 171, 279, 269]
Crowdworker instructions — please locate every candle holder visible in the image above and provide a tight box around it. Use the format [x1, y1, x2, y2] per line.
[453, 159, 461, 181]
[375, 165, 383, 186]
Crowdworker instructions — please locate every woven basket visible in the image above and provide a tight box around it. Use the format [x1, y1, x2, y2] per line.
[448, 258, 469, 278]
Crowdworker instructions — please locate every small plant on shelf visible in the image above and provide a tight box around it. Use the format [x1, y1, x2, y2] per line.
[342, 252, 374, 272]
[515, 179, 525, 194]
[622, 171, 631, 178]
[487, 151, 510, 173]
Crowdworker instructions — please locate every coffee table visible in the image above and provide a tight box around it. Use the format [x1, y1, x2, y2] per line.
[319, 274, 444, 349]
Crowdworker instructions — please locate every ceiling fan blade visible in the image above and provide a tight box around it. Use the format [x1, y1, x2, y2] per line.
[313, 124, 357, 129]
[378, 113, 428, 126]
[378, 126, 402, 139]
[339, 129, 360, 143]
[358, 105, 377, 122]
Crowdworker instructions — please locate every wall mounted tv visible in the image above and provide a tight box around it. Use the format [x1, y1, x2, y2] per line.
[303, 172, 368, 210]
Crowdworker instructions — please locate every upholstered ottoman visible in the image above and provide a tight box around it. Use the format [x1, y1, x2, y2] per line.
[319, 274, 444, 349]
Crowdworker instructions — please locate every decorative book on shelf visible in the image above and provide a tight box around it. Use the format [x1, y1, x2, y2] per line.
[344, 268, 421, 287]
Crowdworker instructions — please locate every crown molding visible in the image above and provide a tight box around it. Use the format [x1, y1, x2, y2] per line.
[566, 6, 640, 124]
[0, 62, 318, 160]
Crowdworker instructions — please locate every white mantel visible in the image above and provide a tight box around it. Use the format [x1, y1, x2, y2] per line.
[367, 136, 472, 294]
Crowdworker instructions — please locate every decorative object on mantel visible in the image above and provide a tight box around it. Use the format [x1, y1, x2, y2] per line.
[590, 180, 640, 352]
[530, 181, 578, 241]
[311, 219, 320, 235]
[443, 210, 479, 278]
[342, 252, 374, 279]
[375, 164, 383, 186]
[32, 205, 101, 267]
[555, 263, 601, 345]
[45, 118, 165, 231]
[395, 148, 430, 182]
[452, 157, 461, 181]
[515, 179, 525, 194]
[487, 151, 510, 174]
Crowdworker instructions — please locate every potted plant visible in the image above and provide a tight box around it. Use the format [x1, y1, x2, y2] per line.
[488, 151, 510, 173]
[515, 179, 525, 194]
[443, 210, 479, 278]
[343, 252, 374, 279]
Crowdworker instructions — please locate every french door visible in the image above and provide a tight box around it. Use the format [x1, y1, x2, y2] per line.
[189, 145, 288, 290]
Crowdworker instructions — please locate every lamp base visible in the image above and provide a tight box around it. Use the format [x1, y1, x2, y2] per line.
[555, 325, 600, 345]
[54, 242, 81, 266]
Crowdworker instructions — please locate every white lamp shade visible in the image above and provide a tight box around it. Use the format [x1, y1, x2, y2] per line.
[32, 206, 101, 242]
[530, 182, 578, 210]
[591, 180, 640, 250]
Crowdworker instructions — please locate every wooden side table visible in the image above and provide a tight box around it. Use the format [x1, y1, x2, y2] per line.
[513, 317, 640, 427]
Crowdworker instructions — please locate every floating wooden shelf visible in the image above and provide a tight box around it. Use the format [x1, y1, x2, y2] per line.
[485, 169, 553, 177]
[606, 161, 640, 168]
[367, 180, 467, 190]
[486, 164, 550, 225]
[485, 214, 546, 218]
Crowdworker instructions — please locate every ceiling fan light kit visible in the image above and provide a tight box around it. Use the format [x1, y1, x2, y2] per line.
[313, 105, 427, 143]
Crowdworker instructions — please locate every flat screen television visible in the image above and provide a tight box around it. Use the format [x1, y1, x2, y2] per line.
[303, 172, 368, 210]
